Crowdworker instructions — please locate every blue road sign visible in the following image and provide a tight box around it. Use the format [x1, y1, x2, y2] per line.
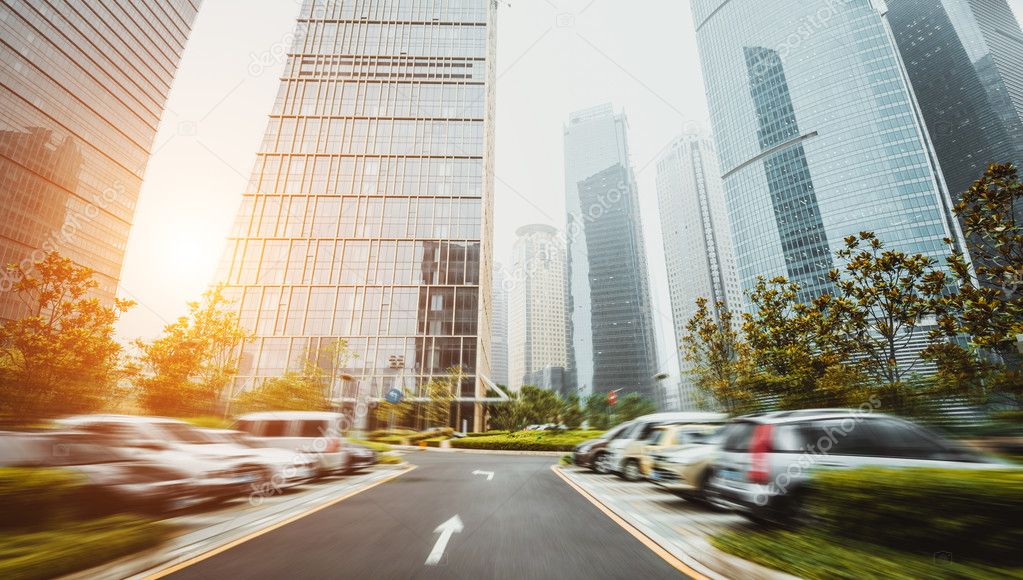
[385, 388, 403, 404]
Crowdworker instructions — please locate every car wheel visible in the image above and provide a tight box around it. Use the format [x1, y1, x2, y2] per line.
[622, 459, 641, 482]
[594, 452, 611, 474]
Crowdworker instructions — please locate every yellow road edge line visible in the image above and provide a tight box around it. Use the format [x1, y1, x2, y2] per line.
[146, 464, 417, 579]
[550, 465, 710, 580]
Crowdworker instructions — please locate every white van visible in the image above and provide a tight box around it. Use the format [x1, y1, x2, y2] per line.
[235, 412, 351, 476]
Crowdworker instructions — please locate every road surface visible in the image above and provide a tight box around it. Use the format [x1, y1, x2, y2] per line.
[162, 452, 686, 579]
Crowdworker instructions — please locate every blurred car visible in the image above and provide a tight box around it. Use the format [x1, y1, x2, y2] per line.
[708, 409, 1013, 525]
[639, 423, 721, 476]
[648, 424, 733, 501]
[604, 413, 728, 481]
[198, 429, 318, 490]
[0, 431, 200, 515]
[235, 412, 352, 476]
[57, 415, 272, 499]
[573, 421, 634, 472]
[345, 441, 379, 471]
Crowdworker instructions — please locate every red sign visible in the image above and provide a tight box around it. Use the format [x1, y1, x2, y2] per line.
[607, 390, 618, 406]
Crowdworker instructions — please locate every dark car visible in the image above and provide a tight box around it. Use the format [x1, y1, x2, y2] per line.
[572, 421, 634, 472]
[0, 431, 200, 516]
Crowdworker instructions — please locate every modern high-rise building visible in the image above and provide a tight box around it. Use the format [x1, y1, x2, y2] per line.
[655, 132, 743, 411]
[885, 0, 1023, 216]
[563, 104, 659, 402]
[508, 224, 570, 395]
[0, 1, 202, 319]
[217, 0, 497, 430]
[490, 265, 509, 387]
[691, 0, 965, 309]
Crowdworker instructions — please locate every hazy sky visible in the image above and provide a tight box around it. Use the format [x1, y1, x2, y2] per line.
[117, 0, 1023, 381]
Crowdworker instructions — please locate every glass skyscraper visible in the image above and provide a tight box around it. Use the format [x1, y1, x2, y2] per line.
[885, 0, 1023, 213]
[655, 132, 743, 411]
[508, 224, 569, 395]
[0, 1, 201, 319]
[563, 104, 659, 402]
[217, 0, 496, 430]
[691, 0, 965, 305]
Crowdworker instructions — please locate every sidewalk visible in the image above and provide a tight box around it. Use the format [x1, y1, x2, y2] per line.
[554, 466, 797, 580]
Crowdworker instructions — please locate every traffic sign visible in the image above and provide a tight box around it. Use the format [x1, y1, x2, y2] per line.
[607, 390, 618, 406]
[385, 388, 404, 404]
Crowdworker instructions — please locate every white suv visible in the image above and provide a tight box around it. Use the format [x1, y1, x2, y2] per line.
[235, 412, 352, 476]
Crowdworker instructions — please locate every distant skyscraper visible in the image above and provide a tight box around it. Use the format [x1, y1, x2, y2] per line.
[490, 266, 509, 387]
[508, 224, 569, 395]
[0, 1, 202, 319]
[691, 0, 965, 305]
[563, 104, 659, 402]
[885, 0, 1023, 215]
[217, 0, 496, 430]
[655, 132, 743, 411]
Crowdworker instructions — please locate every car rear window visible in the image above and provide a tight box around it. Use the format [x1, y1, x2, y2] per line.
[721, 422, 756, 452]
[261, 420, 290, 437]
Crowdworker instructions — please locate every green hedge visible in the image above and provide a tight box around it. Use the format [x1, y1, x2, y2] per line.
[0, 515, 168, 580]
[449, 430, 605, 452]
[713, 529, 1022, 580]
[405, 428, 454, 443]
[464, 430, 510, 438]
[0, 468, 82, 530]
[367, 428, 416, 440]
[808, 467, 1023, 565]
[347, 439, 392, 453]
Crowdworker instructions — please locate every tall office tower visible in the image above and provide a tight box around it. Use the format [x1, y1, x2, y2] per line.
[885, 0, 1023, 220]
[0, 1, 202, 319]
[490, 265, 509, 387]
[218, 0, 497, 430]
[563, 105, 659, 402]
[655, 132, 743, 411]
[691, 0, 965, 310]
[508, 224, 570, 395]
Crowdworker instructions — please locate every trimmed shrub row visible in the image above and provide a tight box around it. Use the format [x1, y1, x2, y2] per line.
[449, 430, 605, 452]
[807, 467, 1023, 565]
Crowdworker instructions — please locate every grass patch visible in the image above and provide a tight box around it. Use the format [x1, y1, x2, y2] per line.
[0, 515, 168, 580]
[712, 528, 1023, 580]
[450, 430, 605, 452]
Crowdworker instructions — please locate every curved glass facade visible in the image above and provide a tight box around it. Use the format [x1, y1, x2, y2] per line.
[0, 1, 201, 319]
[692, 0, 963, 302]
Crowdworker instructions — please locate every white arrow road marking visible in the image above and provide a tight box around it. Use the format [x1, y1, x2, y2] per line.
[472, 470, 494, 481]
[425, 515, 464, 565]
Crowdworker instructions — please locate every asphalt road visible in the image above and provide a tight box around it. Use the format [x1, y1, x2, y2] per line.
[164, 452, 686, 579]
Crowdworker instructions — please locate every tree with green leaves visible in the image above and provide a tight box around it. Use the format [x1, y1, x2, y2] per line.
[233, 370, 331, 415]
[0, 252, 133, 418]
[584, 392, 612, 430]
[926, 163, 1023, 405]
[560, 393, 584, 429]
[135, 285, 251, 417]
[487, 385, 563, 431]
[681, 297, 755, 414]
[741, 276, 863, 409]
[615, 393, 657, 422]
[830, 231, 948, 392]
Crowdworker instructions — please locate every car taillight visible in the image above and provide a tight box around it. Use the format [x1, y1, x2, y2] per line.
[748, 424, 773, 485]
[325, 438, 341, 453]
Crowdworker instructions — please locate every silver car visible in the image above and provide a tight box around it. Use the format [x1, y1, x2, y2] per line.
[708, 409, 1011, 524]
